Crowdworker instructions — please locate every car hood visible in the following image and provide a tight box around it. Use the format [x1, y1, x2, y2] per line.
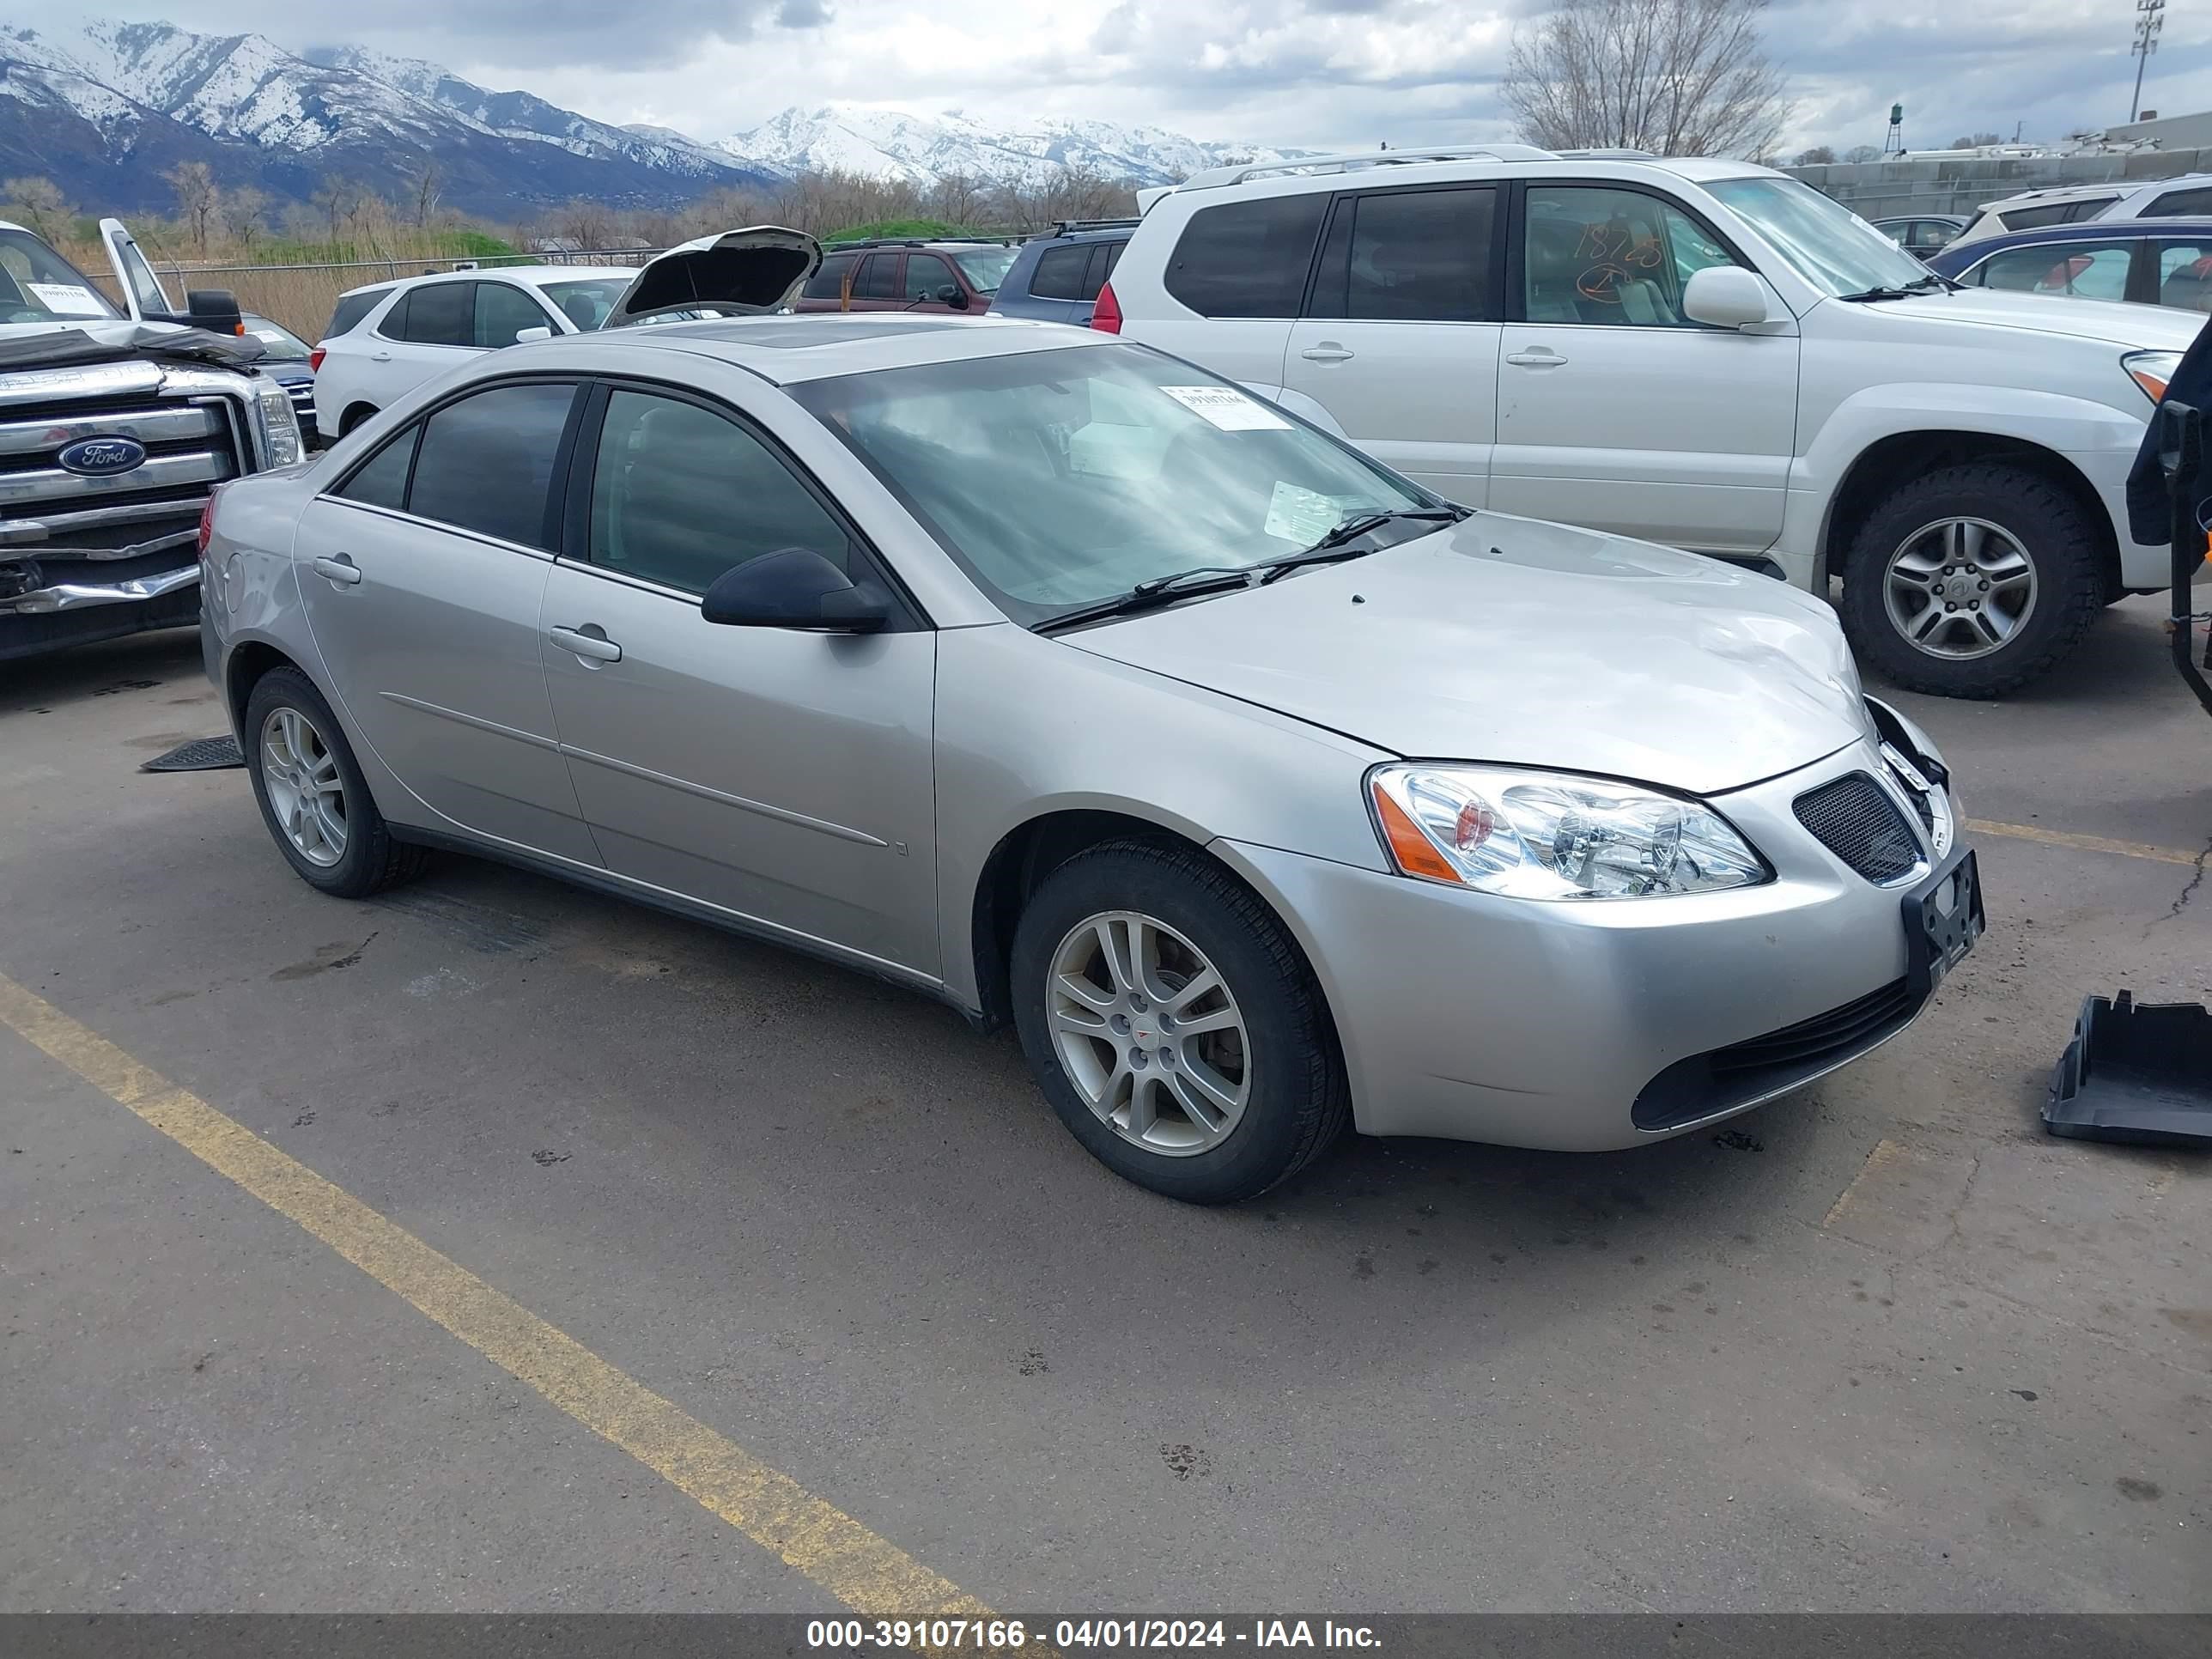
[1065, 515, 1870, 797]
[1864, 287, 2204, 349]
[603, 226, 823, 326]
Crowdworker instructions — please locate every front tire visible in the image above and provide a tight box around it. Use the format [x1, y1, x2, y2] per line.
[1009, 840, 1349, 1204]
[244, 667, 426, 898]
[1839, 461, 2104, 698]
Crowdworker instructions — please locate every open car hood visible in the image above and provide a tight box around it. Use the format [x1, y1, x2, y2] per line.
[604, 227, 823, 327]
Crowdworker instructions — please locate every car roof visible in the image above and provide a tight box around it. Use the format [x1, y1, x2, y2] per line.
[547, 313, 1112, 386]
[1982, 173, 2212, 210]
[336, 264, 633, 301]
[1872, 213, 1967, 225]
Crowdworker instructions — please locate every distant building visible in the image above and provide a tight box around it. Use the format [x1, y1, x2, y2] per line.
[2104, 108, 2212, 149]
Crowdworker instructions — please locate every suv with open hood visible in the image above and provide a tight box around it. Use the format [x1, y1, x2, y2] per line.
[1, 217, 302, 662]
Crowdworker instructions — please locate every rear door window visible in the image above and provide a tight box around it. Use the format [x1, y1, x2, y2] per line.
[1164, 194, 1328, 318]
[386, 282, 475, 346]
[474, 282, 554, 347]
[1307, 185, 1499, 322]
[2154, 240, 2212, 310]
[407, 382, 580, 549]
[333, 426, 416, 510]
[856, 254, 901, 301]
[2001, 200, 2112, 230]
[1030, 245, 1092, 301]
[325, 289, 388, 337]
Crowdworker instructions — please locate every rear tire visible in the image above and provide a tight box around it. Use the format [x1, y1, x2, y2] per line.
[338, 403, 379, 436]
[1839, 461, 2104, 698]
[1010, 840, 1349, 1204]
[244, 666, 426, 899]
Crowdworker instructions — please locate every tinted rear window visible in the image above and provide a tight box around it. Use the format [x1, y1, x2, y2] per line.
[407, 382, 577, 549]
[2145, 187, 2212, 217]
[1308, 185, 1498, 322]
[325, 289, 389, 338]
[387, 282, 474, 347]
[1030, 244, 1093, 301]
[804, 254, 857, 300]
[1164, 195, 1329, 318]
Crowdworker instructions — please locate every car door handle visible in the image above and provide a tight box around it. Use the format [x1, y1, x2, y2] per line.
[1300, 343, 1354, 362]
[550, 624, 622, 664]
[1505, 348, 1568, 368]
[310, 554, 362, 586]
[368, 350, 392, 362]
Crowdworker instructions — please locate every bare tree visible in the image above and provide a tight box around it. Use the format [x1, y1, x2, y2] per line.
[222, 185, 270, 250]
[1502, 0, 1791, 158]
[1, 175, 69, 240]
[1792, 144, 1834, 166]
[554, 198, 616, 251]
[1948, 131, 2005, 150]
[164, 161, 221, 255]
[310, 174, 359, 249]
[404, 159, 444, 228]
[1843, 144, 1881, 163]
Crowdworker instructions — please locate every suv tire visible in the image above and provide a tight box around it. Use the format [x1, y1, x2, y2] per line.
[1010, 840, 1349, 1204]
[1840, 461, 2103, 698]
[245, 666, 428, 898]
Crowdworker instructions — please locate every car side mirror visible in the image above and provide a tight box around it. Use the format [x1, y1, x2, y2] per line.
[514, 325, 553, 343]
[937, 284, 969, 309]
[700, 549, 890, 633]
[1681, 266, 1778, 330]
[185, 288, 244, 336]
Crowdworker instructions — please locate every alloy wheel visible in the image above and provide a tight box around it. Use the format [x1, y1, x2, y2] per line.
[1881, 516, 2038, 661]
[1045, 910, 1250, 1156]
[260, 705, 348, 867]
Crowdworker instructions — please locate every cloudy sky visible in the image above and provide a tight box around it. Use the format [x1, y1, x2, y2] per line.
[122, 1, 2212, 155]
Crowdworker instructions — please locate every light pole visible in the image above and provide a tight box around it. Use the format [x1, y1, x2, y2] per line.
[2131, 0, 2166, 124]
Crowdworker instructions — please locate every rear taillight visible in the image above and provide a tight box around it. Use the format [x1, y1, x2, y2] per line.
[308, 346, 325, 373]
[1090, 280, 1121, 334]
[197, 490, 219, 557]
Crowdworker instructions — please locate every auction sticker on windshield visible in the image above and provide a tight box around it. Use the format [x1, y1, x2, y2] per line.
[27, 283, 110, 317]
[1265, 480, 1346, 544]
[1160, 384, 1292, 431]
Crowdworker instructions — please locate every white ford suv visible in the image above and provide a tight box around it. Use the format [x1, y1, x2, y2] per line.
[1104, 145, 2203, 696]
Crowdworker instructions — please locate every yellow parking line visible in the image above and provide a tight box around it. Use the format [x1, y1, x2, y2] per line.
[1821, 1137, 1905, 1229]
[0, 971, 994, 1627]
[1966, 818, 2205, 868]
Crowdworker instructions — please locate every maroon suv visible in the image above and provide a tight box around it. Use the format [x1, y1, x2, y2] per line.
[791, 240, 1021, 315]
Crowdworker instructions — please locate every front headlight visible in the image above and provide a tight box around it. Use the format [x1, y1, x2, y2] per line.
[2124, 349, 2184, 404]
[251, 375, 303, 466]
[1369, 763, 1769, 900]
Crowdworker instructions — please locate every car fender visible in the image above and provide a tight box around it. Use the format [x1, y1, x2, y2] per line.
[1786, 382, 2147, 580]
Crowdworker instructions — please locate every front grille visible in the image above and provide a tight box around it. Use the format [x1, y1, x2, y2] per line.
[1632, 978, 1924, 1131]
[1794, 772, 1923, 884]
[0, 389, 242, 563]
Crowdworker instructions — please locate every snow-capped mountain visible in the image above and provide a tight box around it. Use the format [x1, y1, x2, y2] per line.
[717, 103, 1302, 189]
[0, 16, 768, 216]
[0, 16, 1303, 219]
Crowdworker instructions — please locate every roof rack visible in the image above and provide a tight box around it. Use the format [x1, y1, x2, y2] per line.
[1554, 147, 1661, 160]
[1050, 218, 1141, 236]
[1172, 143, 1558, 192]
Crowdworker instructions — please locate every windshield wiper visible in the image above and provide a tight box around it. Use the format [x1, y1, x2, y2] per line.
[1838, 274, 1950, 302]
[1268, 506, 1468, 573]
[1033, 566, 1263, 634]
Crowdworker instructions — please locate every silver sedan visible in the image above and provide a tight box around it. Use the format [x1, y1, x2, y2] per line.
[202, 314, 1982, 1203]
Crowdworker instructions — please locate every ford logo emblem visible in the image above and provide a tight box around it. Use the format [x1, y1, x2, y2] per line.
[58, 436, 148, 477]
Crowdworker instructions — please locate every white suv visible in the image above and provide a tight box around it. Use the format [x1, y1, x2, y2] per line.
[1952, 173, 2212, 247]
[1104, 144, 2203, 696]
[312, 266, 641, 441]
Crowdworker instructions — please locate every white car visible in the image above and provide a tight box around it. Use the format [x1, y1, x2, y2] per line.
[1104, 143, 2203, 697]
[311, 265, 645, 441]
[1952, 173, 2212, 247]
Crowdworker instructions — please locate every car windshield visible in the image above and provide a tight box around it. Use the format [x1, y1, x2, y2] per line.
[793, 342, 1435, 625]
[539, 277, 633, 331]
[243, 313, 311, 357]
[950, 247, 1018, 295]
[1705, 176, 1936, 296]
[0, 229, 125, 324]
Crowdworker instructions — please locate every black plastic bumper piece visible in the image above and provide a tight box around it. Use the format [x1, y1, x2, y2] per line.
[2045, 991, 2212, 1150]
